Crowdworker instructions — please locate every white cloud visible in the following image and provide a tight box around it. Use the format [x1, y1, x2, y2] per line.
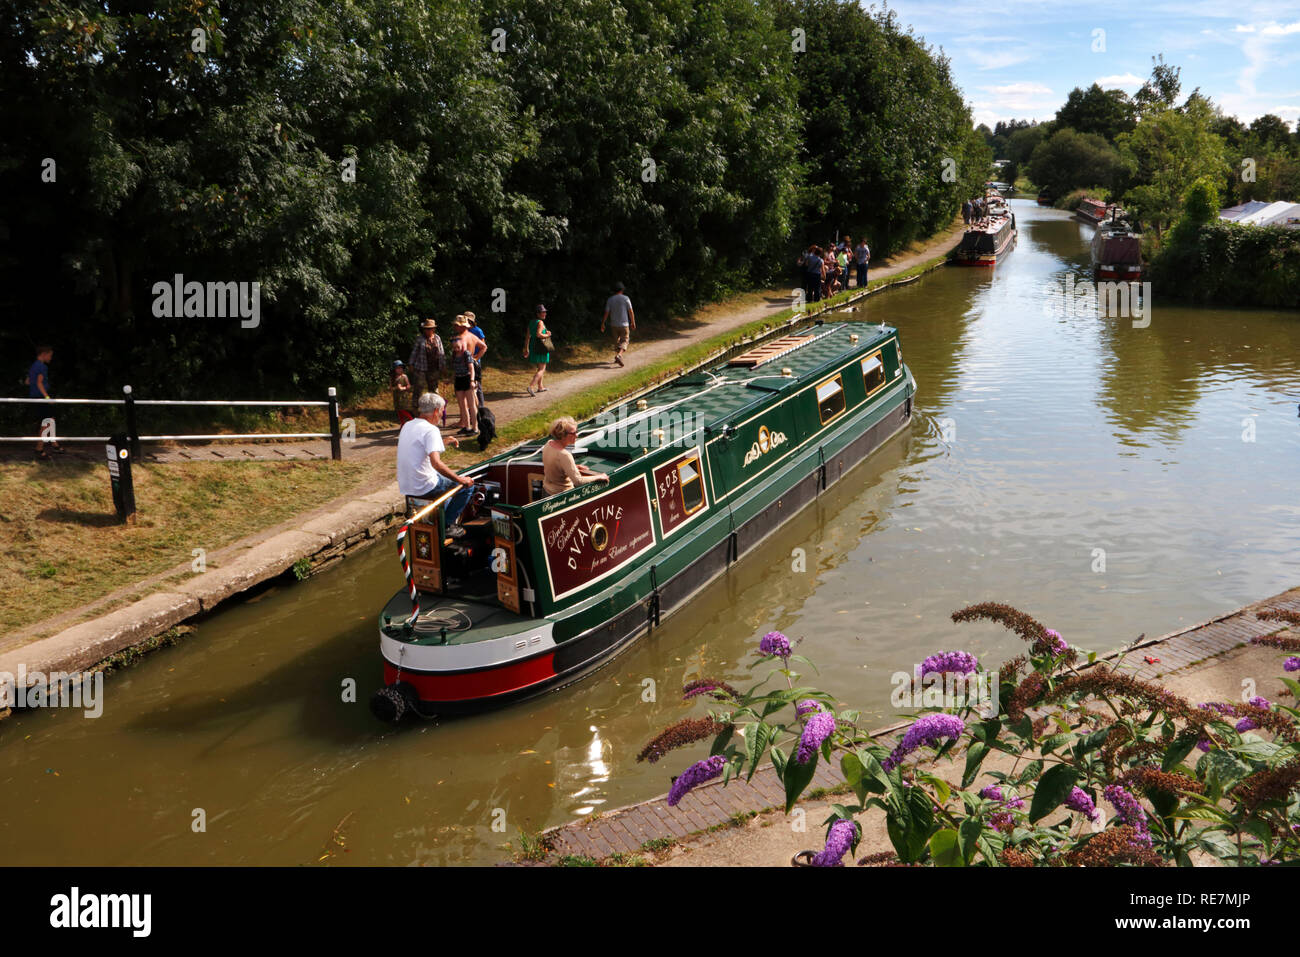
[1095, 72, 1145, 90]
[964, 49, 1034, 71]
[987, 82, 1053, 96]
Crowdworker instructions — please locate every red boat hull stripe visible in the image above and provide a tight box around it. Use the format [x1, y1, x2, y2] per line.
[384, 653, 557, 702]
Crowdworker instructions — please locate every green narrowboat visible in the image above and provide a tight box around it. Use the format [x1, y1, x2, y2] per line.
[371, 319, 917, 720]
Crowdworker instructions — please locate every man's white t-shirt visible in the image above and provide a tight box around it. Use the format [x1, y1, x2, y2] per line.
[396, 417, 445, 495]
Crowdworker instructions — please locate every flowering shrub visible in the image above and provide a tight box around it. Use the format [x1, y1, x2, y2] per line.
[638, 604, 1300, 866]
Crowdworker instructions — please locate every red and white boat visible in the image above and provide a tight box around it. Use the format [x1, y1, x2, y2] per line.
[1091, 218, 1143, 281]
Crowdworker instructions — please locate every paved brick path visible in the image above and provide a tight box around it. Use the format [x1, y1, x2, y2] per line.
[536, 586, 1300, 863]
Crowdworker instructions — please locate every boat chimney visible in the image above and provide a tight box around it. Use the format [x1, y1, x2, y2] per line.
[636, 399, 648, 411]
[781, 367, 793, 377]
[849, 334, 859, 344]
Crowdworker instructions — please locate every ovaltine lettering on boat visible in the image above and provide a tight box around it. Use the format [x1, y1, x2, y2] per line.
[743, 425, 787, 466]
[539, 478, 656, 599]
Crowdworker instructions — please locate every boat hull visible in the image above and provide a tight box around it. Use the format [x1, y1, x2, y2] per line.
[376, 378, 915, 716]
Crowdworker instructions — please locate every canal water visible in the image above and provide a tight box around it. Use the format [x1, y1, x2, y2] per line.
[3, 201, 1298, 865]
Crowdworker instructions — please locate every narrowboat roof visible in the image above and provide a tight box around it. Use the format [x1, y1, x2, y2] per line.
[483, 320, 898, 472]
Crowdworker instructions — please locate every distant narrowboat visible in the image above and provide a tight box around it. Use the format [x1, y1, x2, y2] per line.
[370, 320, 916, 719]
[1091, 218, 1143, 281]
[1075, 198, 1123, 225]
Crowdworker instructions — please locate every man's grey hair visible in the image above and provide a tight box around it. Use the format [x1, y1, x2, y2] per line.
[418, 391, 445, 415]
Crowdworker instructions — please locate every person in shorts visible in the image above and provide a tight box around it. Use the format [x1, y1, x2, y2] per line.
[601, 282, 635, 368]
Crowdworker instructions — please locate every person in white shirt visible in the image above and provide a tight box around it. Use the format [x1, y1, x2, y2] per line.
[601, 282, 635, 367]
[396, 392, 475, 526]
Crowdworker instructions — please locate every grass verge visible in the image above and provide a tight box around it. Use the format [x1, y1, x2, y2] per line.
[0, 457, 375, 637]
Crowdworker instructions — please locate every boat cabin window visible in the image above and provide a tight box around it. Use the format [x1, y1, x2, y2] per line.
[816, 375, 846, 425]
[678, 457, 704, 514]
[861, 351, 886, 396]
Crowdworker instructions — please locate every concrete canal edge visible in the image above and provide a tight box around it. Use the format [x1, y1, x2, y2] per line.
[0, 484, 409, 712]
[525, 586, 1300, 866]
[0, 255, 960, 719]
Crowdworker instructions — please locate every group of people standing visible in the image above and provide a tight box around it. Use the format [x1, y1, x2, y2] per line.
[962, 196, 994, 225]
[393, 312, 487, 438]
[798, 237, 870, 303]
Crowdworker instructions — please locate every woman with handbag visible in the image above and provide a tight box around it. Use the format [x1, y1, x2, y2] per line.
[524, 303, 552, 397]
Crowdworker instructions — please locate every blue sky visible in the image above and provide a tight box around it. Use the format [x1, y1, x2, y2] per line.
[881, 0, 1300, 129]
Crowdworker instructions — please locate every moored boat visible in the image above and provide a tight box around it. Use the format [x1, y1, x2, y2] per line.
[370, 320, 916, 720]
[953, 192, 1016, 267]
[1075, 197, 1122, 225]
[1090, 217, 1143, 281]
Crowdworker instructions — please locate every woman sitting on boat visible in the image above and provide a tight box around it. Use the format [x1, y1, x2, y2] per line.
[542, 416, 610, 496]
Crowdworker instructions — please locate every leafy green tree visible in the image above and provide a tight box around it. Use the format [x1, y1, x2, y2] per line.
[1116, 95, 1228, 237]
[1026, 128, 1121, 199]
[772, 0, 988, 253]
[1054, 84, 1135, 143]
[1004, 123, 1046, 185]
[1133, 54, 1181, 114]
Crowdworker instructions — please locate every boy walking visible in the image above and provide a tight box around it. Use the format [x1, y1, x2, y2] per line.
[601, 282, 635, 367]
[28, 345, 60, 458]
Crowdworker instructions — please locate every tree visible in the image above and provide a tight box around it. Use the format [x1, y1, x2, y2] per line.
[1054, 84, 1135, 143]
[1116, 96, 1228, 238]
[1026, 128, 1122, 199]
[1134, 54, 1181, 113]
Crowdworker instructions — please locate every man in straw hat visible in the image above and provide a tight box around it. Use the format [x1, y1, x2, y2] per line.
[408, 317, 445, 404]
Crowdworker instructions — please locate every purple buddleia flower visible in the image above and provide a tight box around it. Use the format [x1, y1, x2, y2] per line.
[1065, 786, 1099, 822]
[1198, 701, 1237, 717]
[979, 784, 1025, 810]
[1103, 785, 1152, 846]
[881, 713, 965, 771]
[919, 650, 979, 677]
[1236, 697, 1272, 731]
[797, 711, 837, 764]
[1043, 628, 1067, 655]
[796, 699, 823, 717]
[1196, 738, 1212, 753]
[666, 755, 726, 807]
[989, 811, 1015, 831]
[810, 818, 857, 867]
[759, 631, 791, 659]
[1285, 657, 1300, 673]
